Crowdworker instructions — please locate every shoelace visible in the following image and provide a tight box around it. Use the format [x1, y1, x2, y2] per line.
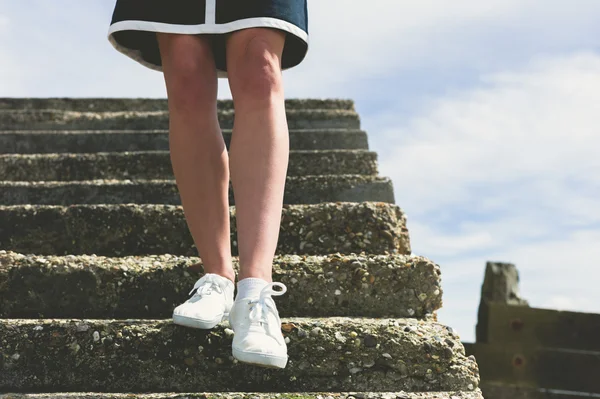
[248, 282, 287, 328]
[189, 274, 224, 298]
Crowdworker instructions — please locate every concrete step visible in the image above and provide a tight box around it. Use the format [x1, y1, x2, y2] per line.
[0, 109, 360, 130]
[0, 393, 484, 399]
[0, 98, 355, 112]
[0, 129, 370, 153]
[0, 150, 378, 181]
[0, 318, 480, 392]
[0, 176, 395, 206]
[0, 202, 410, 256]
[0, 251, 441, 319]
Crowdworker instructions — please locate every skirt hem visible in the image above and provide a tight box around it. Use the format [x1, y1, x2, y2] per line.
[107, 17, 309, 78]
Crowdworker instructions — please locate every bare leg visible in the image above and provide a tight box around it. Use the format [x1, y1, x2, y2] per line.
[157, 33, 235, 283]
[225, 28, 288, 282]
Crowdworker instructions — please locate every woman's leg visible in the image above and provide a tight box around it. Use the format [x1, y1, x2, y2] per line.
[157, 33, 235, 283]
[225, 28, 289, 368]
[225, 28, 289, 282]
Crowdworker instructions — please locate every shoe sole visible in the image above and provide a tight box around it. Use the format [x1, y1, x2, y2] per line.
[232, 346, 288, 369]
[172, 313, 229, 330]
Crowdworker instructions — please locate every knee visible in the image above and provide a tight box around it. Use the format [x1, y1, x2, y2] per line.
[229, 35, 284, 101]
[160, 42, 217, 113]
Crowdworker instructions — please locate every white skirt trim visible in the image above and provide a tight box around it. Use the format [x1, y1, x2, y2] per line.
[107, 17, 309, 78]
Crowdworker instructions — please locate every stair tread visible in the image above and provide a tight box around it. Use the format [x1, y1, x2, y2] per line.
[0, 97, 356, 111]
[0, 392, 484, 399]
[0, 202, 411, 256]
[0, 176, 394, 205]
[0, 251, 441, 318]
[0, 129, 370, 153]
[0, 128, 362, 134]
[0, 109, 360, 130]
[0, 318, 479, 392]
[0, 150, 377, 180]
[0, 175, 387, 184]
[0, 149, 373, 155]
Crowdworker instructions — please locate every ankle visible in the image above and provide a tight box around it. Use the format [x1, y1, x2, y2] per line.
[202, 269, 236, 284]
[236, 277, 269, 301]
[237, 271, 273, 283]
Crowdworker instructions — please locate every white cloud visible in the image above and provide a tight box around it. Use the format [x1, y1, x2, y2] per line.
[379, 52, 600, 218]
[0, 12, 24, 95]
[0, 1, 165, 97]
[376, 52, 600, 341]
[285, 0, 600, 96]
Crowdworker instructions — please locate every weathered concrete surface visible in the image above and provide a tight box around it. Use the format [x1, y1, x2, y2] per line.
[0, 110, 360, 130]
[0, 176, 394, 205]
[0, 98, 355, 112]
[0, 391, 485, 399]
[0, 150, 378, 180]
[0, 318, 480, 392]
[0, 130, 370, 154]
[476, 261, 529, 343]
[0, 202, 411, 256]
[0, 251, 441, 319]
[479, 262, 529, 306]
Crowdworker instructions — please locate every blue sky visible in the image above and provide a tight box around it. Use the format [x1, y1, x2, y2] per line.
[2, 1, 600, 342]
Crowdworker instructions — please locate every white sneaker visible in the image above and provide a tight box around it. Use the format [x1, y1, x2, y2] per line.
[172, 273, 234, 329]
[229, 282, 288, 368]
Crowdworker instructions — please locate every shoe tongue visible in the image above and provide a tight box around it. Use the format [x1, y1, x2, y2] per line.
[191, 274, 221, 296]
[203, 273, 230, 289]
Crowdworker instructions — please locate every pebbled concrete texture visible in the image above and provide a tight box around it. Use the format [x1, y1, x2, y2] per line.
[0, 130, 370, 154]
[0, 109, 360, 130]
[0, 176, 395, 205]
[0, 98, 356, 112]
[0, 392, 484, 399]
[0, 318, 480, 393]
[0, 150, 378, 180]
[0, 251, 442, 319]
[0, 202, 411, 256]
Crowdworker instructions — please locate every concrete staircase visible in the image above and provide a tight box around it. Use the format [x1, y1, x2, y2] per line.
[0, 98, 483, 399]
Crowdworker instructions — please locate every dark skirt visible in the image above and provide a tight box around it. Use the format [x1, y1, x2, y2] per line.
[107, 0, 309, 78]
